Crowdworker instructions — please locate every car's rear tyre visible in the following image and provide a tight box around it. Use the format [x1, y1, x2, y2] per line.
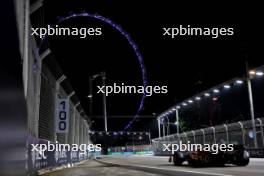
[234, 158, 249, 166]
[173, 153, 184, 166]
[233, 151, 250, 166]
[234, 157, 249, 166]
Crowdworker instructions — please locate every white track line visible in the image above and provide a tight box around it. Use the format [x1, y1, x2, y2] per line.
[101, 160, 234, 176]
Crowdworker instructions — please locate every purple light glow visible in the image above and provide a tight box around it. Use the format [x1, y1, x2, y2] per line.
[38, 12, 147, 130]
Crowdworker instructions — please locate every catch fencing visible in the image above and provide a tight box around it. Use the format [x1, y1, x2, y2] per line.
[26, 53, 93, 175]
[25, 43, 92, 175]
[152, 118, 264, 157]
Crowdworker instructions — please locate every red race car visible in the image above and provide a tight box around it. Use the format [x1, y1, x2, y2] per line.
[169, 145, 249, 167]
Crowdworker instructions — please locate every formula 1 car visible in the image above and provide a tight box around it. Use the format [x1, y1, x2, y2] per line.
[168, 145, 249, 167]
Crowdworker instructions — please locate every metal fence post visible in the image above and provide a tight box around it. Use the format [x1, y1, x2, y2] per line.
[223, 124, 229, 144]
[163, 123, 166, 137]
[75, 113, 80, 145]
[184, 132, 188, 143]
[238, 121, 245, 146]
[79, 118, 83, 145]
[158, 119, 161, 138]
[82, 119, 85, 144]
[23, 0, 29, 97]
[211, 127, 216, 144]
[177, 133, 180, 143]
[201, 129, 205, 144]
[71, 108, 76, 145]
[73, 102, 80, 145]
[192, 130, 196, 144]
[256, 118, 264, 147]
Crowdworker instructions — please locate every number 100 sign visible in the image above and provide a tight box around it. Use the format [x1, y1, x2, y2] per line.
[56, 98, 69, 133]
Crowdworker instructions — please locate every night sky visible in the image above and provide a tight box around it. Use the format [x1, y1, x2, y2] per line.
[35, 1, 263, 136]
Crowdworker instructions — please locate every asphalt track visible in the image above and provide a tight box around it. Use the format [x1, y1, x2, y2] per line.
[99, 155, 264, 176]
[41, 156, 264, 176]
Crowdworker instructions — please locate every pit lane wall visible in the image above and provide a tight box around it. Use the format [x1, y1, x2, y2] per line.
[107, 145, 153, 156]
[152, 118, 264, 158]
